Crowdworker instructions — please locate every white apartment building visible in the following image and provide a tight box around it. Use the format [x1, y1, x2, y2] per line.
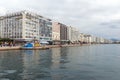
[79, 33, 85, 43]
[83, 34, 92, 43]
[67, 26, 80, 42]
[0, 11, 52, 41]
[0, 16, 4, 38]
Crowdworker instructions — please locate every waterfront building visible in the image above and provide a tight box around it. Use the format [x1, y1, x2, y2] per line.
[52, 22, 68, 44]
[91, 36, 97, 44]
[52, 22, 60, 40]
[0, 16, 4, 38]
[59, 23, 68, 41]
[67, 26, 80, 43]
[0, 10, 112, 44]
[83, 34, 92, 43]
[67, 26, 72, 41]
[52, 22, 61, 44]
[79, 33, 85, 43]
[0, 11, 52, 41]
[99, 37, 105, 43]
[95, 37, 101, 43]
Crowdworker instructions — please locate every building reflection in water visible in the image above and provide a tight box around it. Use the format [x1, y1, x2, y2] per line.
[0, 50, 23, 80]
[0, 45, 119, 80]
[22, 49, 53, 80]
[51, 47, 69, 68]
[51, 47, 69, 80]
[0, 47, 70, 80]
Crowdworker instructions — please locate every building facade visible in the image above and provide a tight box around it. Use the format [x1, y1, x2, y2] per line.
[0, 16, 4, 38]
[67, 26, 80, 43]
[60, 23, 68, 41]
[52, 22, 68, 44]
[52, 22, 60, 40]
[0, 11, 52, 41]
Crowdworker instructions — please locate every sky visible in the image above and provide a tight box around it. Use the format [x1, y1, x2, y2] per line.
[0, 0, 120, 39]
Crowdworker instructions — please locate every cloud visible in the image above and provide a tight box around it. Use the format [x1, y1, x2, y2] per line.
[0, 7, 7, 15]
[100, 20, 120, 29]
[0, 0, 120, 39]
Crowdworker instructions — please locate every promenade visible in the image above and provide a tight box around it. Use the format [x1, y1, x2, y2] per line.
[0, 44, 88, 51]
[0, 46, 21, 51]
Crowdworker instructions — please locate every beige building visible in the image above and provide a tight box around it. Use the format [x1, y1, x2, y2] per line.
[52, 22, 60, 40]
[52, 22, 68, 40]
[79, 33, 85, 43]
[52, 22, 68, 44]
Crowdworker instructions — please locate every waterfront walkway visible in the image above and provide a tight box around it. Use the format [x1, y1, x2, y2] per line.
[0, 44, 87, 51]
[0, 46, 21, 50]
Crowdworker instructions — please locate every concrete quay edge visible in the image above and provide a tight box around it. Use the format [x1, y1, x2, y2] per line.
[0, 44, 90, 51]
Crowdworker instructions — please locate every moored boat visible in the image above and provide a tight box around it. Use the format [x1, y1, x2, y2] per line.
[21, 41, 49, 50]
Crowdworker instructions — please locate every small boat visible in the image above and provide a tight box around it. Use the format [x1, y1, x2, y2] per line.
[21, 42, 34, 49]
[21, 47, 49, 50]
[21, 42, 49, 50]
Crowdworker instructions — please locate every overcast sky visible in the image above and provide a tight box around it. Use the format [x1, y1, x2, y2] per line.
[0, 0, 120, 39]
